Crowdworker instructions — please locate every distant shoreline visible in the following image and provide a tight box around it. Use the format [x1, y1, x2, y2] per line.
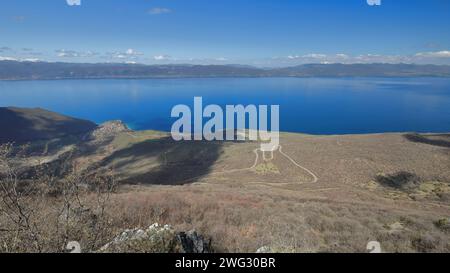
[2, 75, 450, 82]
[1, 61, 450, 81]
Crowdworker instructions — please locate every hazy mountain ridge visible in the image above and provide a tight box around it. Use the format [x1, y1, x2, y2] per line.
[1, 61, 450, 80]
[270, 63, 450, 77]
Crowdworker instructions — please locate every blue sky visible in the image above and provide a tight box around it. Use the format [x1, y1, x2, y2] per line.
[1, 0, 449, 66]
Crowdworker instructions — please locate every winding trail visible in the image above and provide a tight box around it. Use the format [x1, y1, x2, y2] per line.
[278, 145, 319, 183]
[180, 144, 319, 185]
[122, 131, 319, 185]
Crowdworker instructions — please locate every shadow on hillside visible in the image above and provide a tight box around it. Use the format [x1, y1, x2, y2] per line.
[0, 107, 96, 144]
[403, 133, 450, 148]
[98, 137, 229, 185]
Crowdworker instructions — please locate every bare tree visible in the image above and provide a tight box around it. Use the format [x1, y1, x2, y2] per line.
[0, 143, 117, 253]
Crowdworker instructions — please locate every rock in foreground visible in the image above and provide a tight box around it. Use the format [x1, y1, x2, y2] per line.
[99, 223, 212, 253]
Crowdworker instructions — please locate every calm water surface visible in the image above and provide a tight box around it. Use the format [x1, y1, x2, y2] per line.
[1, 77, 450, 134]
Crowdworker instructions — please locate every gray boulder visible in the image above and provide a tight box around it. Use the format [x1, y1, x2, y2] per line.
[99, 223, 212, 253]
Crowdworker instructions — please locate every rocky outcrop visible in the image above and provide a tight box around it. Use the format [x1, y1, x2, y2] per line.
[177, 229, 212, 253]
[256, 246, 272, 253]
[99, 223, 212, 253]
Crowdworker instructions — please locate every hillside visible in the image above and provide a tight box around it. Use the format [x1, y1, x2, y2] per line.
[0, 108, 449, 253]
[271, 63, 450, 77]
[1, 61, 450, 80]
[0, 107, 97, 143]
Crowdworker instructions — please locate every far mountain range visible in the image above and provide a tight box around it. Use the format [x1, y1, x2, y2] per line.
[1, 61, 450, 80]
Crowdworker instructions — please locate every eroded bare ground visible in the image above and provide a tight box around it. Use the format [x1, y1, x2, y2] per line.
[14, 131, 450, 252]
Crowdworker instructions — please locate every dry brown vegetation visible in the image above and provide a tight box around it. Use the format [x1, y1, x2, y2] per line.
[1, 131, 449, 253]
[104, 183, 449, 253]
[0, 143, 117, 252]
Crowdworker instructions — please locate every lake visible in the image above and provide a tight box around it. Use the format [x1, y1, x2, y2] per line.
[1, 77, 450, 135]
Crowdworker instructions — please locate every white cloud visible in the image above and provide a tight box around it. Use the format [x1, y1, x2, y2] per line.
[109, 49, 144, 59]
[148, 8, 172, 15]
[22, 58, 40, 62]
[125, 48, 143, 56]
[274, 52, 441, 66]
[0, 56, 17, 61]
[66, 0, 81, 6]
[0, 56, 41, 62]
[288, 54, 327, 59]
[56, 49, 97, 58]
[367, 0, 382, 6]
[336, 53, 349, 59]
[415, 51, 450, 58]
[153, 55, 171, 61]
[302, 53, 327, 59]
[57, 50, 78, 58]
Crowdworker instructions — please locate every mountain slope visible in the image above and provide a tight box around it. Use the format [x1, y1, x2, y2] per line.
[0, 107, 97, 143]
[1, 61, 450, 80]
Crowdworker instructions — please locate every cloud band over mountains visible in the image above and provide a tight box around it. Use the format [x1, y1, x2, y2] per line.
[1, 46, 450, 66]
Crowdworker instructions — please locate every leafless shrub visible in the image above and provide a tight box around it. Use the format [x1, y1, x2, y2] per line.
[0, 143, 117, 253]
